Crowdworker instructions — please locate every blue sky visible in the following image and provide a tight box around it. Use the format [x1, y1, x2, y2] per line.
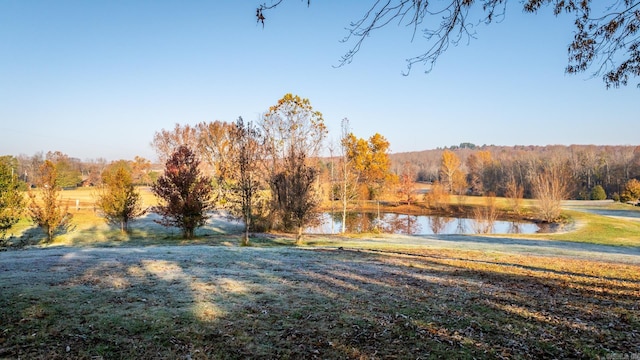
[1, 0, 637, 161]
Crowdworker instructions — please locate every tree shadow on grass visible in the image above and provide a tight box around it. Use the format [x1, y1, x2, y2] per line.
[1, 246, 638, 358]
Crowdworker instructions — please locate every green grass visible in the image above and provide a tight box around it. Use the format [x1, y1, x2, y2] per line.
[544, 210, 640, 246]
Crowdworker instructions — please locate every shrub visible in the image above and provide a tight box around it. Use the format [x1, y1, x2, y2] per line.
[590, 185, 607, 200]
[620, 179, 640, 203]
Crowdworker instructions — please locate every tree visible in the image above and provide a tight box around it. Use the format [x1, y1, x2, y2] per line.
[0, 156, 24, 242]
[152, 146, 214, 239]
[258, 1, 640, 88]
[424, 181, 450, 211]
[229, 117, 262, 246]
[344, 132, 396, 200]
[397, 162, 416, 205]
[130, 156, 152, 186]
[96, 161, 146, 234]
[531, 161, 571, 222]
[505, 175, 525, 215]
[261, 94, 327, 235]
[336, 119, 360, 233]
[151, 123, 200, 166]
[28, 160, 73, 243]
[440, 150, 462, 193]
[197, 120, 237, 181]
[466, 150, 492, 195]
[262, 93, 326, 163]
[590, 185, 607, 200]
[46, 151, 82, 188]
[621, 178, 640, 202]
[271, 153, 319, 244]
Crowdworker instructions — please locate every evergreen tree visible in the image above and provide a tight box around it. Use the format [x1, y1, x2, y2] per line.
[28, 160, 73, 243]
[96, 161, 146, 233]
[0, 156, 24, 242]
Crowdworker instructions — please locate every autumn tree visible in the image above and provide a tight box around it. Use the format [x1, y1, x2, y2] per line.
[197, 120, 236, 181]
[424, 181, 450, 211]
[397, 162, 416, 205]
[152, 121, 238, 204]
[621, 179, 640, 203]
[261, 94, 327, 237]
[28, 160, 73, 243]
[228, 117, 262, 246]
[130, 156, 152, 185]
[0, 156, 24, 242]
[531, 161, 571, 222]
[344, 132, 396, 200]
[466, 150, 492, 195]
[151, 123, 200, 166]
[96, 161, 146, 234]
[152, 146, 214, 239]
[259, 1, 640, 87]
[271, 153, 319, 244]
[440, 150, 462, 193]
[46, 151, 81, 188]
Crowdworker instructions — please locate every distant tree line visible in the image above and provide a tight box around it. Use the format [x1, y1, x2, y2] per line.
[390, 144, 640, 202]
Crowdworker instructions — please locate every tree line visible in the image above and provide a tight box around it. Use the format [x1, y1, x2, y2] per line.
[389, 144, 640, 204]
[0, 94, 396, 245]
[2, 97, 640, 244]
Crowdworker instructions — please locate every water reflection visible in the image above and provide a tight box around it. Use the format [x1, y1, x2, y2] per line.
[309, 212, 542, 235]
[429, 215, 452, 234]
[382, 213, 422, 235]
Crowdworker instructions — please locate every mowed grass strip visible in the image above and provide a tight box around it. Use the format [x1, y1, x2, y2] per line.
[544, 210, 640, 247]
[1, 246, 638, 359]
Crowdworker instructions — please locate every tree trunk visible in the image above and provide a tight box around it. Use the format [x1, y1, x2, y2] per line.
[296, 226, 303, 245]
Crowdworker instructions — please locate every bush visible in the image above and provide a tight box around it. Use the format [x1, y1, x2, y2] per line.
[590, 185, 607, 200]
[620, 179, 640, 203]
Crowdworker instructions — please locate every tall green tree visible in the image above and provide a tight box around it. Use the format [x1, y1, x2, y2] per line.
[28, 160, 73, 243]
[0, 156, 24, 241]
[96, 161, 146, 234]
[152, 146, 214, 239]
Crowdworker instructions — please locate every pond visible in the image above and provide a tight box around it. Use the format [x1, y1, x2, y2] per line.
[307, 212, 546, 235]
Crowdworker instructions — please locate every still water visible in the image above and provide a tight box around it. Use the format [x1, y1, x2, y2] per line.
[308, 212, 543, 235]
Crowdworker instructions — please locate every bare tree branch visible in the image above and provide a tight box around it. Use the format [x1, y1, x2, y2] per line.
[257, 0, 640, 87]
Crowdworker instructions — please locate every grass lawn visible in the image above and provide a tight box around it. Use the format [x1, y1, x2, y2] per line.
[2, 189, 639, 358]
[1, 244, 638, 359]
[544, 209, 640, 246]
